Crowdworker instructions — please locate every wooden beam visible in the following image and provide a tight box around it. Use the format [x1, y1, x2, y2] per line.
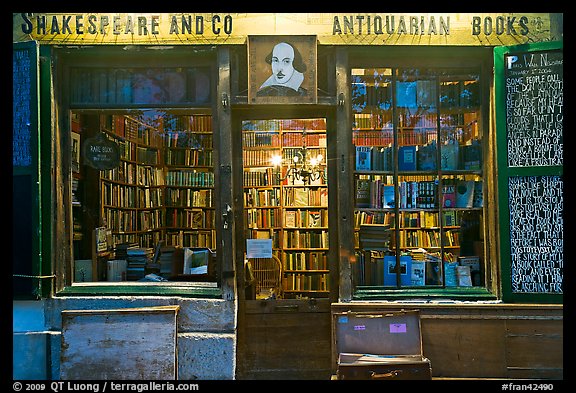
[335, 48, 354, 302]
[215, 47, 236, 301]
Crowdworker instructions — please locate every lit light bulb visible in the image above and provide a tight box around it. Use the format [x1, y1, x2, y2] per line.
[271, 155, 282, 167]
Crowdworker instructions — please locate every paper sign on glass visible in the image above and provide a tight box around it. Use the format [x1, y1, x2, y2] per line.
[246, 239, 273, 259]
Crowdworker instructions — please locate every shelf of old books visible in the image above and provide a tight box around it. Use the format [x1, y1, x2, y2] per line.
[99, 114, 164, 249]
[351, 67, 485, 289]
[71, 111, 216, 282]
[242, 118, 330, 298]
[163, 114, 216, 250]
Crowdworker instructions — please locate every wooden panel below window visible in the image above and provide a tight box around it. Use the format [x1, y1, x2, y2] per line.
[237, 298, 332, 380]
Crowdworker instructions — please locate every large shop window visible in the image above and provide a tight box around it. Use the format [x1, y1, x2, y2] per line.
[351, 66, 488, 295]
[65, 63, 220, 294]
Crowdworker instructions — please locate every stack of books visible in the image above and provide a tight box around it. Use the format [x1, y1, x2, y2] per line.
[359, 224, 391, 250]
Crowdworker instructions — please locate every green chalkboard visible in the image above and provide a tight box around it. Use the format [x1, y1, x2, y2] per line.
[494, 41, 563, 303]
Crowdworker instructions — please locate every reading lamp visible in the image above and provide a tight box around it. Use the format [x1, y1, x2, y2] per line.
[271, 129, 326, 185]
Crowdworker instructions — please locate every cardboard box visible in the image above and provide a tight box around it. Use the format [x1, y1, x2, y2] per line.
[107, 259, 127, 281]
[334, 309, 432, 380]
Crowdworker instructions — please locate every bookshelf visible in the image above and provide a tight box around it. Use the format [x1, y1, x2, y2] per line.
[352, 67, 485, 288]
[163, 114, 216, 249]
[71, 112, 215, 282]
[242, 118, 330, 298]
[100, 114, 164, 249]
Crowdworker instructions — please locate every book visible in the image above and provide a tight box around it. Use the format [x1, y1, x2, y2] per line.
[455, 180, 475, 208]
[411, 260, 426, 286]
[255, 230, 272, 239]
[107, 259, 127, 282]
[320, 188, 328, 206]
[417, 142, 437, 170]
[308, 211, 322, 227]
[441, 181, 456, 208]
[472, 181, 483, 208]
[95, 227, 112, 253]
[183, 248, 209, 274]
[459, 256, 481, 286]
[440, 140, 459, 170]
[371, 146, 392, 171]
[458, 256, 480, 272]
[158, 246, 176, 278]
[285, 210, 296, 227]
[462, 140, 482, 170]
[381, 185, 395, 208]
[384, 256, 412, 286]
[74, 259, 93, 282]
[191, 209, 204, 228]
[443, 210, 457, 227]
[293, 188, 308, 206]
[355, 146, 372, 170]
[355, 179, 371, 208]
[359, 224, 391, 250]
[444, 261, 458, 286]
[456, 265, 473, 287]
[398, 145, 417, 171]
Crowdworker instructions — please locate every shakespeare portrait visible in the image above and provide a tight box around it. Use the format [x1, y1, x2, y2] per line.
[248, 35, 317, 104]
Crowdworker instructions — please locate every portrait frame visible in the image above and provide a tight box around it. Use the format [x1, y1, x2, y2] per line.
[248, 35, 317, 104]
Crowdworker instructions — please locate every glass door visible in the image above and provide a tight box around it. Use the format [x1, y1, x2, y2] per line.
[241, 118, 330, 299]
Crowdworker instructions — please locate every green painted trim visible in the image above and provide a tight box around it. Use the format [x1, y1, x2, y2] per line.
[494, 40, 563, 304]
[39, 44, 52, 298]
[13, 41, 42, 299]
[57, 284, 222, 298]
[353, 286, 496, 301]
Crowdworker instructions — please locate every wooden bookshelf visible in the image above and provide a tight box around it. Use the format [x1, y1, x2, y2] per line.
[163, 114, 216, 249]
[100, 114, 164, 249]
[72, 112, 216, 281]
[242, 118, 330, 298]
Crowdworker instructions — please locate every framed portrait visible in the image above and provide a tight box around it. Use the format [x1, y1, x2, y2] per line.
[71, 131, 81, 173]
[248, 35, 317, 104]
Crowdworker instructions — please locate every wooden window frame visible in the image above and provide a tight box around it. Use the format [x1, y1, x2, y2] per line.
[51, 46, 227, 298]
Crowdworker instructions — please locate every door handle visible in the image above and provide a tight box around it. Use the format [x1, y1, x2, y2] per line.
[370, 369, 402, 379]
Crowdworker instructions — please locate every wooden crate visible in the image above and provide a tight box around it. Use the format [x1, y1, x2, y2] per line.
[60, 305, 179, 380]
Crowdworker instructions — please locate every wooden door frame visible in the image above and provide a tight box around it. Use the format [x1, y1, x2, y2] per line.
[232, 104, 337, 379]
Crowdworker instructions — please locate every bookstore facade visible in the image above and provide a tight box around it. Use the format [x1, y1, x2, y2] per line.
[13, 13, 563, 380]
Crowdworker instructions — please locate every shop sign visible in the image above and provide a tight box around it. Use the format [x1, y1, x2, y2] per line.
[13, 13, 557, 46]
[82, 133, 120, 170]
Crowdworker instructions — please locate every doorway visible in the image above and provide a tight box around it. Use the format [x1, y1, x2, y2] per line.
[235, 114, 335, 379]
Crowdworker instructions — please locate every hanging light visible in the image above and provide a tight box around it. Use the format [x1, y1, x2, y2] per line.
[272, 129, 326, 185]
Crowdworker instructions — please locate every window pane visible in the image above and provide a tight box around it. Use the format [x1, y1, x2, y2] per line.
[70, 67, 211, 106]
[71, 110, 216, 283]
[352, 66, 485, 291]
[241, 118, 329, 299]
[352, 68, 396, 287]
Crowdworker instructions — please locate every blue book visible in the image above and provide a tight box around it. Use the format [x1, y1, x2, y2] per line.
[355, 146, 372, 170]
[384, 256, 412, 286]
[398, 145, 417, 171]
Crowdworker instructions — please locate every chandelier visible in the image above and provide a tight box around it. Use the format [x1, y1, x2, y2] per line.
[271, 129, 326, 185]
